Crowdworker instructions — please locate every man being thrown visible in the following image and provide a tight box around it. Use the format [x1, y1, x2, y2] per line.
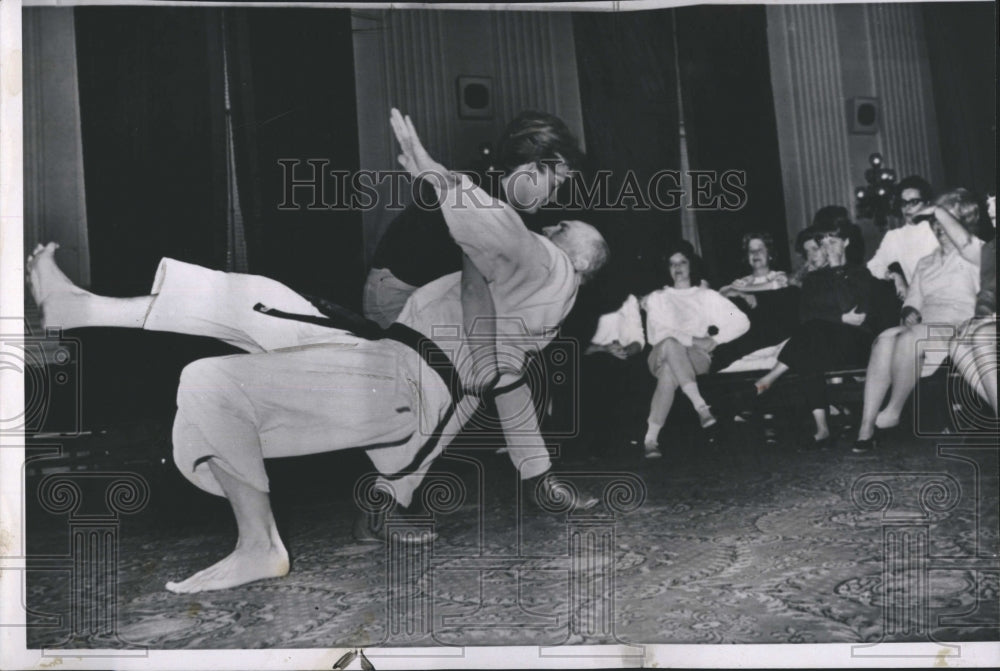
[364, 110, 581, 502]
[27, 109, 609, 593]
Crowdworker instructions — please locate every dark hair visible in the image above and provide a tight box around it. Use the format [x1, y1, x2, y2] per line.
[794, 226, 821, 255]
[895, 175, 933, 202]
[812, 205, 851, 229]
[742, 231, 775, 265]
[497, 111, 584, 174]
[813, 217, 852, 240]
[662, 238, 705, 287]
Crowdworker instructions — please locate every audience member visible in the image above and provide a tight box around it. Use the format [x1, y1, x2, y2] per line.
[947, 192, 998, 417]
[754, 221, 876, 446]
[640, 240, 750, 458]
[713, 232, 799, 371]
[788, 226, 829, 287]
[813, 205, 866, 266]
[867, 175, 939, 298]
[853, 189, 985, 452]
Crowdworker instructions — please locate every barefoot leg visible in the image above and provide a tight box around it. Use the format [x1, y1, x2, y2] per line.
[27, 242, 152, 331]
[166, 460, 289, 593]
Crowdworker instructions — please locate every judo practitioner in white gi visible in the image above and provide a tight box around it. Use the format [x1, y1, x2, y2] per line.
[27, 109, 608, 593]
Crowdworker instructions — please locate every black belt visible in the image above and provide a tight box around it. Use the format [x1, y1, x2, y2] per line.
[253, 300, 469, 481]
[252, 301, 463, 403]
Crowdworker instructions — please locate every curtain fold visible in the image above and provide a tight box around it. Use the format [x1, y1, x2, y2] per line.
[572, 9, 682, 332]
[75, 7, 229, 296]
[921, 2, 996, 196]
[675, 4, 789, 287]
[227, 8, 363, 308]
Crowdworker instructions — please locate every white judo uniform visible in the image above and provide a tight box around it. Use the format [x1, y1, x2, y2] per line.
[154, 177, 578, 507]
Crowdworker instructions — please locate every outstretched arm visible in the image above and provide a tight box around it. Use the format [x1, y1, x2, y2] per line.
[389, 108, 545, 285]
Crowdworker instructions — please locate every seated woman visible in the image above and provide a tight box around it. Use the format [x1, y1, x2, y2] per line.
[719, 232, 789, 299]
[853, 189, 985, 451]
[788, 225, 829, 287]
[754, 221, 876, 446]
[713, 231, 799, 372]
[947, 192, 997, 418]
[867, 175, 940, 299]
[640, 240, 750, 458]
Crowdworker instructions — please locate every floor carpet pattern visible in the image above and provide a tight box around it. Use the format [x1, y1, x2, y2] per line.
[24, 431, 999, 650]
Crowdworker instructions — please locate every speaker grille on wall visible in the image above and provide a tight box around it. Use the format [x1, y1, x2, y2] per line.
[457, 76, 494, 119]
[848, 97, 880, 134]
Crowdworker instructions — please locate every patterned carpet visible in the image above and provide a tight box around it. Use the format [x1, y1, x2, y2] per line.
[24, 423, 999, 650]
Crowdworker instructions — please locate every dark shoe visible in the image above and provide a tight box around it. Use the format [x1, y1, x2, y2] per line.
[526, 471, 599, 513]
[852, 437, 877, 454]
[352, 504, 437, 544]
[808, 433, 833, 450]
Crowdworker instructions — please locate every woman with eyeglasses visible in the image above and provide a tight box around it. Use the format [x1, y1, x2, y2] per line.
[853, 189, 986, 452]
[753, 221, 876, 447]
[866, 175, 941, 299]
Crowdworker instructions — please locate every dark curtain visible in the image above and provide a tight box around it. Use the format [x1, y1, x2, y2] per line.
[76, 7, 229, 296]
[72, 8, 362, 426]
[570, 9, 682, 341]
[74, 8, 236, 426]
[922, 2, 996, 196]
[675, 4, 789, 287]
[229, 9, 363, 309]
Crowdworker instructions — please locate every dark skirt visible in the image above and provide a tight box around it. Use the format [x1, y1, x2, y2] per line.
[777, 320, 873, 411]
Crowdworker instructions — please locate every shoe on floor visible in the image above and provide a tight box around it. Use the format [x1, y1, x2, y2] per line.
[352, 504, 438, 544]
[696, 405, 717, 429]
[526, 471, 599, 512]
[644, 443, 663, 459]
[852, 437, 877, 454]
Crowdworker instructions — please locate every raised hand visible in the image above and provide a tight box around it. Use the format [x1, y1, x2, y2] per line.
[389, 108, 453, 186]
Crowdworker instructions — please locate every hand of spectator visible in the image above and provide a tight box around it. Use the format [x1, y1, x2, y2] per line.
[741, 292, 758, 309]
[889, 271, 908, 300]
[390, 108, 455, 188]
[692, 336, 717, 353]
[606, 342, 630, 360]
[842, 307, 866, 326]
[900, 306, 922, 327]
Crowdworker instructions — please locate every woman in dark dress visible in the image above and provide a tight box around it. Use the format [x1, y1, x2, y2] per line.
[754, 221, 876, 446]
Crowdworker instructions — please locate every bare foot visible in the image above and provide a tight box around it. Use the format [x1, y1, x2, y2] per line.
[26, 242, 91, 330]
[165, 539, 289, 593]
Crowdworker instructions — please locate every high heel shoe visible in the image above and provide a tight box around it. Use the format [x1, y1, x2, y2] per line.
[811, 435, 832, 450]
[852, 437, 878, 454]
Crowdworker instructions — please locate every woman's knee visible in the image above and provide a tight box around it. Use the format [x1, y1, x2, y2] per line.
[654, 366, 678, 388]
